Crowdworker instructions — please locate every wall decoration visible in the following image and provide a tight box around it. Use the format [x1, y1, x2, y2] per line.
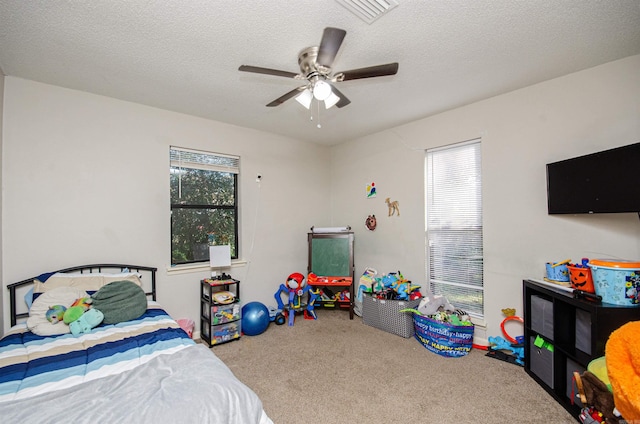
[365, 215, 377, 231]
[385, 198, 400, 216]
[366, 182, 376, 198]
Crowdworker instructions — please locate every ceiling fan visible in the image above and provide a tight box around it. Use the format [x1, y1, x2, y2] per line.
[238, 27, 399, 110]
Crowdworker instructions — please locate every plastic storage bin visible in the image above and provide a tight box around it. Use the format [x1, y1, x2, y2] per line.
[207, 303, 241, 325]
[589, 259, 640, 306]
[201, 321, 241, 345]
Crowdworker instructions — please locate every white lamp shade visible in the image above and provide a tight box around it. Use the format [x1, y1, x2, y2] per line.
[209, 245, 231, 268]
[312, 80, 332, 101]
[295, 89, 313, 109]
[324, 92, 340, 109]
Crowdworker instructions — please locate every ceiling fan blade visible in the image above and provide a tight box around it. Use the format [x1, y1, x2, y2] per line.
[266, 86, 307, 107]
[338, 62, 399, 81]
[316, 27, 346, 68]
[239, 65, 299, 79]
[330, 86, 351, 108]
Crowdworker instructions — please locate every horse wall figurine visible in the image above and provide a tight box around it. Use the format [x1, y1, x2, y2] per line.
[385, 198, 400, 216]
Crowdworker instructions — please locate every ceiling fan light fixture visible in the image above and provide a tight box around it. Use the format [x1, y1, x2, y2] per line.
[312, 80, 332, 101]
[295, 88, 313, 109]
[324, 92, 340, 109]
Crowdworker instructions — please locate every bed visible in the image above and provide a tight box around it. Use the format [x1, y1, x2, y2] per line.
[0, 264, 272, 423]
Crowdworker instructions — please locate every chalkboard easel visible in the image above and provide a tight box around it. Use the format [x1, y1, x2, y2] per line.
[307, 231, 355, 318]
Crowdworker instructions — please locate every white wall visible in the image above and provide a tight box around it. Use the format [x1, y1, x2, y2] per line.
[3, 55, 639, 339]
[329, 55, 640, 341]
[1, 77, 331, 334]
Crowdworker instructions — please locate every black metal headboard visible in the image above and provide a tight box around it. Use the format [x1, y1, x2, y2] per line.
[6, 264, 157, 327]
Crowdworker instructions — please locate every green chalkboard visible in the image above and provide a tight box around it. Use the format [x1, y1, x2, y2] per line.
[309, 233, 353, 277]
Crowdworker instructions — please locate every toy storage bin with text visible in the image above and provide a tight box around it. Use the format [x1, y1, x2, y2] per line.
[412, 314, 474, 357]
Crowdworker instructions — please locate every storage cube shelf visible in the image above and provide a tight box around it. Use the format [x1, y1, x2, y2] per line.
[200, 278, 241, 347]
[523, 279, 640, 419]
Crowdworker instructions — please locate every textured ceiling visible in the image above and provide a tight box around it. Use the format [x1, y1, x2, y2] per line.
[1, 1, 639, 145]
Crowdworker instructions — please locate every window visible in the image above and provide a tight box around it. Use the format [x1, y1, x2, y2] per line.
[425, 139, 483, 318]
[170, 147, 239, 265]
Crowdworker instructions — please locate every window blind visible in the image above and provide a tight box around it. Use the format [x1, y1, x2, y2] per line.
[425, 139, 484, 318]
[170, 147, 239, 174]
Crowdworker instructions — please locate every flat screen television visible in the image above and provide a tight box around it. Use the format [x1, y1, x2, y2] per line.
[546, 142, 640, 214]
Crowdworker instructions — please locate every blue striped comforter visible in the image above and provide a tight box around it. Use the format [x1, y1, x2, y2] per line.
[0, 302, 194, 402]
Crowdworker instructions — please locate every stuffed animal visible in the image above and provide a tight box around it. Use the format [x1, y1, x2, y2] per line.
[63, 306, 85, 324]
[63, 297, 93, 324]
[417, 294, 455, 316]
[45, 305, 67, 324]
[606, 321, 640, 421]
[69, 308, 104, 336]
[71, 296, 93, 310]
[573, 371, 617, 423]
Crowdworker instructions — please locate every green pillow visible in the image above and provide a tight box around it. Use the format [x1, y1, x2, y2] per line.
[91, 280, 147, 324]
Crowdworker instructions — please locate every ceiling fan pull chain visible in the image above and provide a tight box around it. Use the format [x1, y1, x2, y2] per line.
[316, 98, 322, 129]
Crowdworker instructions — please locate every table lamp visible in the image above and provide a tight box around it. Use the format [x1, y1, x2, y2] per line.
[209, 245, 231, 279]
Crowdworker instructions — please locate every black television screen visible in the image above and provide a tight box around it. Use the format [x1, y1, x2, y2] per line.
[546, 142, 640, 214]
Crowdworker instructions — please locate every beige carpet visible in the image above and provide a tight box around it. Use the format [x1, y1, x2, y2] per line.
[212, 309, 577, 424]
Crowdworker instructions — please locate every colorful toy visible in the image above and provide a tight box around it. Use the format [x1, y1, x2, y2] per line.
[488, 336, 524, 366]
[274, 272, 318, 326]
[69, 308, 104, 336]
[45, 305, 67, 324]
[268, 306, 286, 325]
[62, 296, 94, 325]
[241, 302, 270, 336]
[62, 306, 85, 324]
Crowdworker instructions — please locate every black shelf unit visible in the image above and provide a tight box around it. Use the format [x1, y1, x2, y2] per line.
[200, 278, 241, 347]
[523, 279, 640, 419]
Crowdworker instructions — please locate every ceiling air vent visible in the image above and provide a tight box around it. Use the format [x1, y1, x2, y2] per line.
[336, 0, 399, 24]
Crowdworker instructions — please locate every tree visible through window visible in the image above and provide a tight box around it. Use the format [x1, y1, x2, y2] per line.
[425, 139, 484, 318]
[170, 147, 239, 264]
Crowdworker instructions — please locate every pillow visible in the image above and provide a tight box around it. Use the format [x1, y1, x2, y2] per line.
[31, 272, 142, 304]
[26, 287, 89, 336]
[91, 280, 147, 324]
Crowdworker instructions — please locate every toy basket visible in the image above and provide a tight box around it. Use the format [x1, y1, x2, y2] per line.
[412, 313, 474, 358]
[362, 293, 420, 338]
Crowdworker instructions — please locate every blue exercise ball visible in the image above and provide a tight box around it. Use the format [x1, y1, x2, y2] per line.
[241, 302, 270, 336]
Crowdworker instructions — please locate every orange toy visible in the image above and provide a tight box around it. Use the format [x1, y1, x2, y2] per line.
[605, 321, 640, 421]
